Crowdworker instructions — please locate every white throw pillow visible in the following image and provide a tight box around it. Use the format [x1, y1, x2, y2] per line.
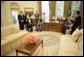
[71, 28, 81, 42]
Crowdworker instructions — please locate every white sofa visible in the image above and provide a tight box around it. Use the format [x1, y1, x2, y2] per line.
[1, 25, 29, 56]
[58, 29, 83, 56]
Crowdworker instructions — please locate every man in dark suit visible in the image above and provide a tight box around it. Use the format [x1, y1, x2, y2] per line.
[26, 15, 33, 32]
[71, 11, 81, 34]
[23, 12, 28, 30]
[18, 11, 24, 30]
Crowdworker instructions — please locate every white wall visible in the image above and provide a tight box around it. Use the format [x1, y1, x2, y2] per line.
[1, 1, 13, 27]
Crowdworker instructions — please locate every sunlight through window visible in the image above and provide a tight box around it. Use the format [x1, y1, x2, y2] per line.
[56, 1, 64, 17]
[42, 1, 49, 22]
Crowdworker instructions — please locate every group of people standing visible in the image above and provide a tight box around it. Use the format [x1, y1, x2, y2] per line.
[18, 10, 81, 34]
[62, 11, 81, 35]
[18, 11, 43, 32]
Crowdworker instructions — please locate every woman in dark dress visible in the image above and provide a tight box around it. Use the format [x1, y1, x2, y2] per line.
[71, 11, 81, 34]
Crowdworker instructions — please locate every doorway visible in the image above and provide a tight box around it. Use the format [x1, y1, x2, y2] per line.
[11, 10, 18, 24]
[10, 2, 20, 25]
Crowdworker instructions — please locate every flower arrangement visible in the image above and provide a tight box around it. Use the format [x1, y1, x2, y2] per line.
[24, 34, 38, 44]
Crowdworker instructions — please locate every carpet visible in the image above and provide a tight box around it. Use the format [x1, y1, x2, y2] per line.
[38, 34, 60, 47]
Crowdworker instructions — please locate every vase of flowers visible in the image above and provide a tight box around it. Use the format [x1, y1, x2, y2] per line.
[24, 34, 38, 45]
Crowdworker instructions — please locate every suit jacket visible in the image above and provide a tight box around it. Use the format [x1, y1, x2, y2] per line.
[73, 16, 81, 28]
[23, 15, 27, 24]
[26, 19, 33, 26]
[18, 14, 24, 23]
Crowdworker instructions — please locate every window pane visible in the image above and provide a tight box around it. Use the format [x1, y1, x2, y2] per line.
[70, 1, 80, 19]
[42, 1, 49, 22]
[56, 1, 64, 17]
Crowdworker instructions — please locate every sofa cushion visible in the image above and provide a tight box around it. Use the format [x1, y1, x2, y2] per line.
[12, 25, 21, 34]
[1, 31, 28, 46]
[1, 25, 15, 38]
[1, 30, 28, 56]
[78, 38, 83, 56]
[8, 26, 15, 35]
[77, 29, 83, 56]
[71, 28, 81, 42]
[1, 43, 12, 56]
[1, 25, 21, 39]
[77, 29, 83, 43]
[1, 27, 10, 39]
[61, 35, 73, 43]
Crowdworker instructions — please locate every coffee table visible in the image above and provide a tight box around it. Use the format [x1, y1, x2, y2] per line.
[15, 39, 43, 56]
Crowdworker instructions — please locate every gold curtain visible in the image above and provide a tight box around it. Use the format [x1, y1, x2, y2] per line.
[38, 1, 72, 17]
[64, 1, 71, 17]
[49, 1, 56, 20]
[38, 1, 42, 17]
[38, 1, 56, 20]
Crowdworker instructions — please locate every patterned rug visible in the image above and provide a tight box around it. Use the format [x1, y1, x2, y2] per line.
[38, 34, 60, 47]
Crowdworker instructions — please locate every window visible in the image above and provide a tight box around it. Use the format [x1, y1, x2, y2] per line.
[56, 1, 64, 17]
[70, 1, 80, 19]
[42, 1, 49, 22]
